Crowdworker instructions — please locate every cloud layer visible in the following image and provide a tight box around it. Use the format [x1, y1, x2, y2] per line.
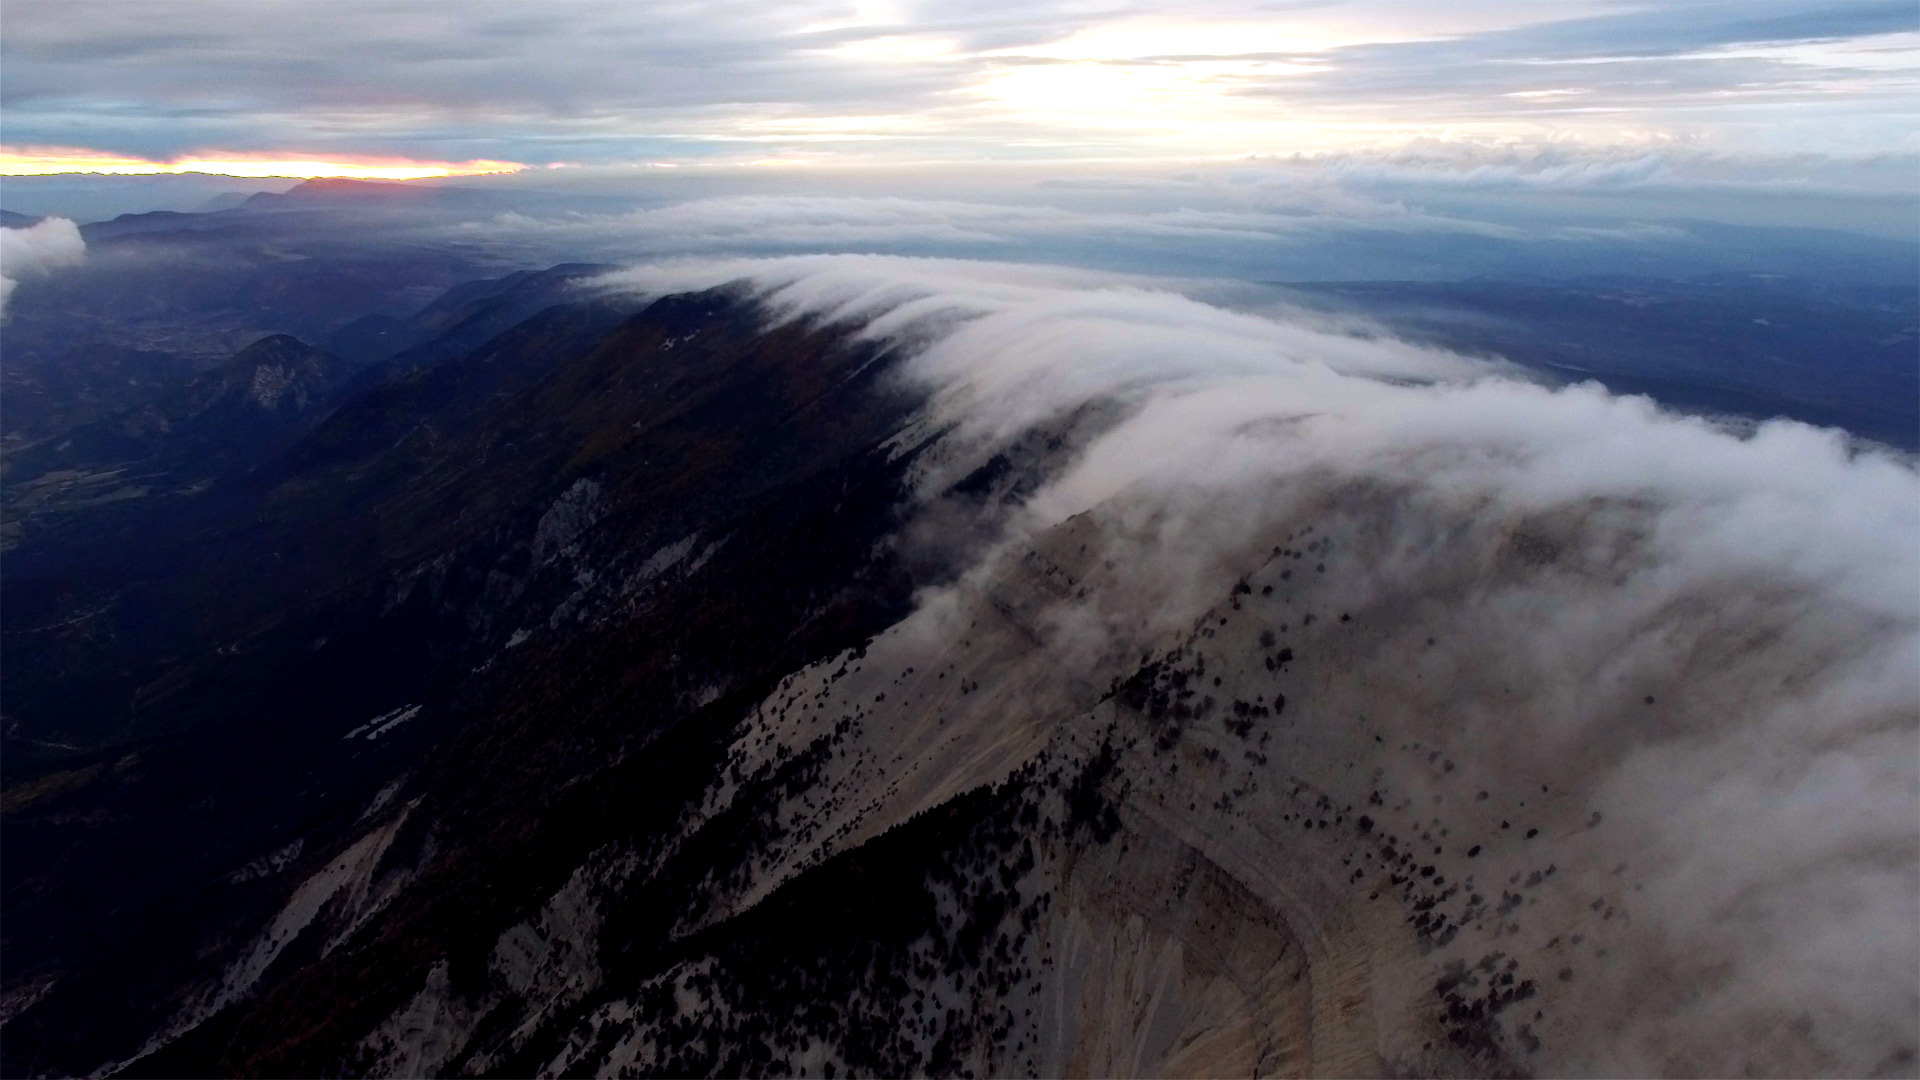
[474, 163, 1914, 288]
[610, 254, 1918, 1074]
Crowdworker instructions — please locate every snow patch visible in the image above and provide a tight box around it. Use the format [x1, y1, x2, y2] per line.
[637, 534, 698, 580]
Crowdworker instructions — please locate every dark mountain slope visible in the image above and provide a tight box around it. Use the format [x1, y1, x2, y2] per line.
[326, 263, 617, 365]
[5, 441, 921, 1080]
[119, 446, 922, 1079]
[5, 334, 357, 490]
[1, 290, 930, 1077]
[1, 296, 639, 752]
[1, 285, 895, 751]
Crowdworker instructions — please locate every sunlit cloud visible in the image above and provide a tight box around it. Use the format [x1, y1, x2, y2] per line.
[0, 146, 526, 180]
[1002, 17, 1402, 61]
[969, 61, 1267, 132]
[820, 33, 959, 64]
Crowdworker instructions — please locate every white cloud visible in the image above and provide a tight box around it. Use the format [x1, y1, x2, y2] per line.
[0, 216, 85, 317]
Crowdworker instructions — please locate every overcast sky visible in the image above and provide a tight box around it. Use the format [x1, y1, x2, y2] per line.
[3, 0, 1915, 169]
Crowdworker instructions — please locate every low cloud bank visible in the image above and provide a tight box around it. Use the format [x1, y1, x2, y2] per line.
[484, 162, 1913, 287]
[0, 217, 85, 316]
[471, 192, 1509, 269]
[607, 256, 1918, 1074]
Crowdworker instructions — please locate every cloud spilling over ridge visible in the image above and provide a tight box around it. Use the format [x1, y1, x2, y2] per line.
[608, 255, 1919, 1074]
[0, 216, 84, 316]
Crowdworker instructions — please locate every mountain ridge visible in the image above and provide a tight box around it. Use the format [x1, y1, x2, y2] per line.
[3, 262, 1913, 1079]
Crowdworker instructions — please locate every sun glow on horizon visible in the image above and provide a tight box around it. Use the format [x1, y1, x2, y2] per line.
[0, 146, 526, 180]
